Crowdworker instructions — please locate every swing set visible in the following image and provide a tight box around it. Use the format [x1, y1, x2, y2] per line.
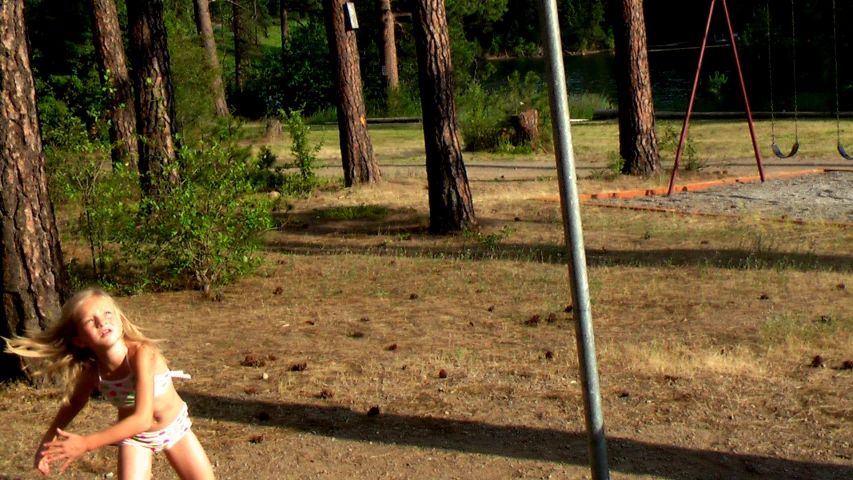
[666, 0, 851, 197]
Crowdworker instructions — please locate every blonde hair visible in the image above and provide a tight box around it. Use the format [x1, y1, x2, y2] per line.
[4, 288, 152, 404]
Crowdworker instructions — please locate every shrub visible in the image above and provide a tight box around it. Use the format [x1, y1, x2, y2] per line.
[457, 71, 551, 153]
[657, 121, 702, 171]
[278, 108, 324, 197]
[51, 141, 139, 282]
[125, 133, 276, 294]
[457, 81, 504, 151]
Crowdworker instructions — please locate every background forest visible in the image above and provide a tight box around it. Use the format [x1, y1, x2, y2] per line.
[30, 0, 853, 133]
[3, 3, 853, 477]
[13, 0, 850, 296]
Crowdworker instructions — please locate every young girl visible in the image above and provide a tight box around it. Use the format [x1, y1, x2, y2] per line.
[4, 288, 215, 479]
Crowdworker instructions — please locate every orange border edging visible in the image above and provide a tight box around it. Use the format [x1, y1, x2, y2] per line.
[540, 168, 830, 202]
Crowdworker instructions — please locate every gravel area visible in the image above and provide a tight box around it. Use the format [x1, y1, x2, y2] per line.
[587, 170, 853, 224]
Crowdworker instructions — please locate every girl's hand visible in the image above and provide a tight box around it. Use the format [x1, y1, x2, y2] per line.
[33, 444, 50, 475]
[43, 428, 90, 472]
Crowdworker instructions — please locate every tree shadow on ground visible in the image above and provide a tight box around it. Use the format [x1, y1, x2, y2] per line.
[268, 209, 852, 273]
[264, 236, 853, 274]
[182, 392, 852, 480]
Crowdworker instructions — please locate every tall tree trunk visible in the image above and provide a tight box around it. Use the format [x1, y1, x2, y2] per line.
[0, 0, 71, 381]
[280, 0, 288, 56]
[323, 0, 381, 186]
[412, 0, 476, 233]
[252, 0, 260, 47]
[192, 0, 203, 34]
[232, 0, 244, 90]
[127, 0, 179, 194]
[194, 0, 229, 116]
[614, 0, 660, 176]
[379, 0, 399, 91]
[90, 0, 139, 167]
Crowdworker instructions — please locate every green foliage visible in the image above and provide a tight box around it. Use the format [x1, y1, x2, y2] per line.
[462, 225, 515, 250]
[166, 10, 219, 137]
[704, 71, 729, 102]
[457, 71, 551, 152]
[457, 81, 502, 151]
[39, 97, 90, 153]
[307, 107, 338, 125]
[559, 0, 609, 52]
[278, 108, 324, 196]
[282, 109, 322, 180]
[569, 92, 614, 119]
[657, 122, 703, 171]
[366, 86, 423, 119]
[125, 132, 275, 293]
[250, 145, 282, 191]
[51, 142, 138, 282]
[249, 110, 324, 197]
[239, 18, 334, 118]
[446, 0, 509, 79]
[590, 151, 624, 181]
[313, 205, 389, 221]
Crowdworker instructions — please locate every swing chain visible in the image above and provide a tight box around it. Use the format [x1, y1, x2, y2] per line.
[766, 1, 777, 143]
[833, 0, 842, 140]
[790, 0, 798, 140]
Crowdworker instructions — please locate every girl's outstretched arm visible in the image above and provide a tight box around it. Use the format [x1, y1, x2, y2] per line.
[44, 343, 158, 472]
[35, 366, 98, 475]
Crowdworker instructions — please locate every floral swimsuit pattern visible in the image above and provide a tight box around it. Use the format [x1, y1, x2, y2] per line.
[98, 358, 193, 452]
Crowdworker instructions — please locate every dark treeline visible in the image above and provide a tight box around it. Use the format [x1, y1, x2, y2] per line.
[23, 0, 853, 126]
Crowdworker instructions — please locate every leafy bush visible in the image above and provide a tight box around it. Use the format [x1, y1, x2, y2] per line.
[457, 71, 551, 152]
[457, 81, 504, 151]
[657, 121, 702, 171]
[279, 109, 324, 197]
[125, 130, 276, 294]
[282, 109, 322, 180]
[249, 110, 324, 198]
[51, 139, 139, 282]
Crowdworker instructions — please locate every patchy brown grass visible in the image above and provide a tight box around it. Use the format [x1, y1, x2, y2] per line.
[3, 125, 853, 479]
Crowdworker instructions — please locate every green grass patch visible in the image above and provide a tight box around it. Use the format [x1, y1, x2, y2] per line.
[313, 204, 389, 220]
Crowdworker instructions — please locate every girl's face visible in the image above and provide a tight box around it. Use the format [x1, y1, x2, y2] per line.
[71, 296, 124, 350]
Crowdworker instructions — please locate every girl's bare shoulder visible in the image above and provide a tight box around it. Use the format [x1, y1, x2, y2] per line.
[126, 341, 167, 370]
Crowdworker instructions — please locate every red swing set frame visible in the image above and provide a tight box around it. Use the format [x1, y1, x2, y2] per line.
[666, 0, 765, 197]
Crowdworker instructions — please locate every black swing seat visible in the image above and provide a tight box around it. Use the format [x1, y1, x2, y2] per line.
[839, 142, 853, 161]
[771, 141, 799, 159]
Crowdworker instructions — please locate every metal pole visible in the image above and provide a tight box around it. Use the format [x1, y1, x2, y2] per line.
[536, 0, 609, 478]
[667, 0, 716, 197]
[721, 0, 765, 181]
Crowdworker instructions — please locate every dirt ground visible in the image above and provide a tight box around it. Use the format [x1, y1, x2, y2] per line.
[588, 170, 853, 224]
[1, 149, 853, 479]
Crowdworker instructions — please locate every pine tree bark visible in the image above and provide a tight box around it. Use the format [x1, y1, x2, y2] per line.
[0, 0, 71, 381]
[614, 0, 660, 176]
[379, 0, 399, 91]
[127, 0, 179, 193]
[90, 0, 139, 167]
[194, 0, 229, 116]
[280, 1, 289, 49]
[412, 0, 476, 233]
[232, 0, 244, 90]
[323, 0, 381, 186]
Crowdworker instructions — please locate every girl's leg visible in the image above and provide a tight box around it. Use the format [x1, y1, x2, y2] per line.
[163, 430, 215, 480]
[118, 444, 153, 480]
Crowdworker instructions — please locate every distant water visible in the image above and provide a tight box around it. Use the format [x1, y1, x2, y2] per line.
[484, 46, 838, 113]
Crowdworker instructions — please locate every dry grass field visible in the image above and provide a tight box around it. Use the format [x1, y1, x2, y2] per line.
[1, 119, 852, 479]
